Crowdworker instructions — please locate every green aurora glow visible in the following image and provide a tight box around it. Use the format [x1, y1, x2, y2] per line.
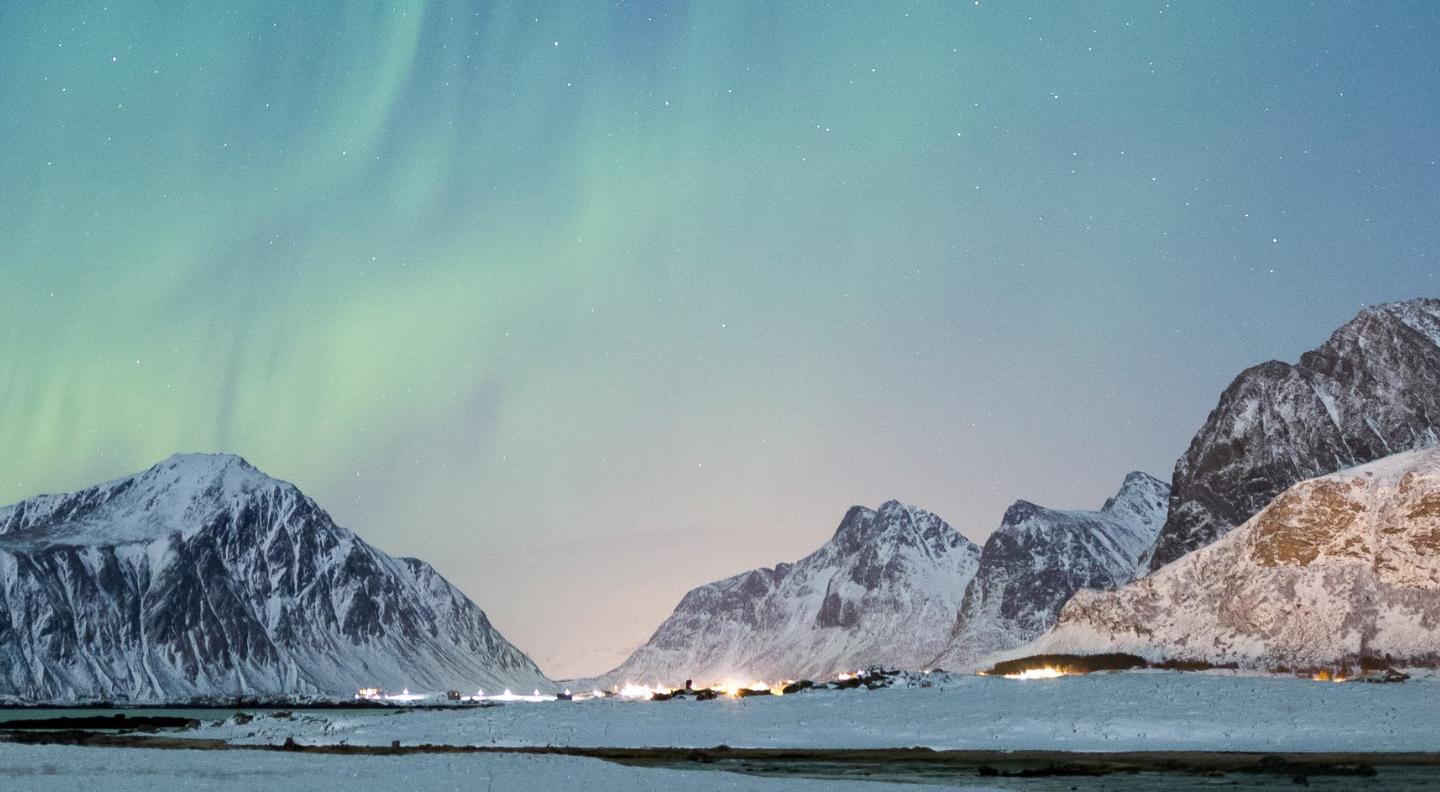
[3, 1, 1438, 675]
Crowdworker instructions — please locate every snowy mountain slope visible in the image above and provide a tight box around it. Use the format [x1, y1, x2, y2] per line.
[929, 472, 1169, 669]
[0, 454, 550, 701]
[1146, 298, 1440, 571]
[1025, 448, 1440, 668]
[598, 501, 982, 686]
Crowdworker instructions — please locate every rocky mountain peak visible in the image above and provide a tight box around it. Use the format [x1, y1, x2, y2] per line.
[1145, 298, 1440, 572]
[1103, 472, 1170, 521]
[598, 500, 982, 685]
[0, 452, 305, 548]
[999, 499, 1046, 528]
[0, 455, 550, 701]
[930, 471, 1169, 670]
[155, 450, 255, 470]
[828, 500, 952, 555]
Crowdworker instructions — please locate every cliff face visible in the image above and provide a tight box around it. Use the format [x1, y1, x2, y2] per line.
[1146, 298, 1440, 571]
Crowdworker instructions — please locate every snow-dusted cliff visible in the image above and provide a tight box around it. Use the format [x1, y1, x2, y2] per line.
[929, 472, 1169, 669]
[1026, 448, 1440, 668]
[1146, 298, 1440, 571]
[599, 501, 981, 686]
[0, 454, 549, 701]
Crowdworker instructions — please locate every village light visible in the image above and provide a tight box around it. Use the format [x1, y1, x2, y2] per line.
[716, 682, 743, 697]
[383, 688, 429, 702]
[483, 689, 557, 702]
[1003, 667, 1065, 681]
[619, 683, 657, 699]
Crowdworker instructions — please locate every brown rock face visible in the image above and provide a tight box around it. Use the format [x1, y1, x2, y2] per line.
[1030, 448, 1440, 669]
[1249, 482, 1365, 567]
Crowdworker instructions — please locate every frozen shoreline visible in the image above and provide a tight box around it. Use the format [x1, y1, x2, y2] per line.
[7, 675, 1440, 791]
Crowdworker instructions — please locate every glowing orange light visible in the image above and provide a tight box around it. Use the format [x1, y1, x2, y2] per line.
[1003, 667, 1065, 680]
[619, 683, 657, 699]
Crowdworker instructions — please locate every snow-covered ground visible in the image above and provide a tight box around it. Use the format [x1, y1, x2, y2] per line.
[0, 743, 973, 792]
[195, 673, 1440, 753]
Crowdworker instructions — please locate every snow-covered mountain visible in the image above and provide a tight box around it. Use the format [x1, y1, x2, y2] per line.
[0, 454, 549, 701]
[1145, 298, 1440, 571]
[929, 472, 1169, 670]
[598, 501, 982, 686]
[1024, 448, 1440, 669]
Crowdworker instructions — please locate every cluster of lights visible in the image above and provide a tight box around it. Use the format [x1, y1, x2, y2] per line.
[358, 662, 1372, 704]
[613, 678, 796, 701]
[358, 687, 605, 704]
[356, 667, 885, 706]
[355, 687, 429, 702]
[478, 688, 553, 703]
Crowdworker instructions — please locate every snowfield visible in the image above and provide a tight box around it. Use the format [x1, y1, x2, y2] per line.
[193, 673, 1440, 754]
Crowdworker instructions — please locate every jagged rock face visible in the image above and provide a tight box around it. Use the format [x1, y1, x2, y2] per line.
[598, 501, 982, 686]
[930, 472, 1169, 669]
[0, 454, 549, 702]
[1146, 298, 1440, 571]
[1028, 448, 1440, 669]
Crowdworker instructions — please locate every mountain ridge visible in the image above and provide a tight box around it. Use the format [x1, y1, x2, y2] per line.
[929, 471, 1169, 669]
[596, 500, 982, 686]
[0, 453, 550, 702]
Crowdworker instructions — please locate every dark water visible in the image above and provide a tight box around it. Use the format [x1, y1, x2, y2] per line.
[0, 707, 397, 724]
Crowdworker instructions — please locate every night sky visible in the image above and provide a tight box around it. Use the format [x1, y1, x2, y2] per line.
[3, 1, 1439, 677]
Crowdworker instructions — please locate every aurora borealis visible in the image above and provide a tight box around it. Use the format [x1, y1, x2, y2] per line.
[3, 2, 1439, 676]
